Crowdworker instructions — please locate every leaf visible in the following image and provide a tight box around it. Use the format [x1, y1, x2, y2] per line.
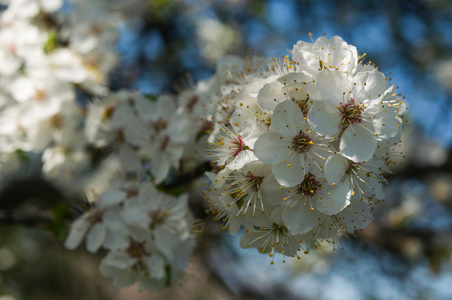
[49, 204, 71, 241]
[43, 31, 59, 54]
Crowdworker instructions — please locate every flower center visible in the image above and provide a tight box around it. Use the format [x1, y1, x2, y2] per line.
[346, 161, 360, 175]
[245, 172, 264, 192]
[126, 241, 146, 258]
[149, 210, 167, 230]
[291, 131, 313, 153]
[297, 173, 321, 196]
[295, 97, 310, 117]
[101, 105, 115, 120]
[35, 89, 48, 102]
[161, 135, 170, 151]
[50, 113, 63, 128]
[153, 118, 168, 133]
[338, 98, 362, 126]
[89, 210, 104, 225]
[186, 95, 199, 111]
[231, 137, 249, 157]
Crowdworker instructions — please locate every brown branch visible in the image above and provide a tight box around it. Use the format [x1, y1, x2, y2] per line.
[0, 210, 54, 226]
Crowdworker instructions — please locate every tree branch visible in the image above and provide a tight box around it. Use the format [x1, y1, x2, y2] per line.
[0, 210, 54, 225]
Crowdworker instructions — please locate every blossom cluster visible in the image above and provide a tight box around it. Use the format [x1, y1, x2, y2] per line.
[68, 89, 207, 289]
[0, 0, 406, 291]
[203, 36, 406, 262]
[0, 0, 118, 180]
[0, 0, 201, 290]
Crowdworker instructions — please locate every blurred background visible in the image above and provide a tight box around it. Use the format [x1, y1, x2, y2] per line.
[1, 0, 452, 299]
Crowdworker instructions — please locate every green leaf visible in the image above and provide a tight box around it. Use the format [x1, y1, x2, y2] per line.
[43, 31, 58, 54]
[196, 130, 208, 142]
[165, 264, 172, 287]
[14, 149, 29, 162]
[49, 204, 71, 241]
[143, 94, 159, 102]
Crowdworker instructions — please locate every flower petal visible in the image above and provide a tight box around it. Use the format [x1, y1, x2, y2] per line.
[272, 154, 304, 187]
[227, 150, 257, 170]
[278, 72, 313, 85]
[353, 70, 388, 101]
[283, 202, 320, 235]
[271, 100, 304, 136]
[144, 255, 165, 279]
[365, 100, 400, 140]
[86, 223, 107, 253]
[98, 190, 126, 209]
[254, 132, 290, 164]
[240, 231, 268, 251]
[64, 217, 89, 250]
[257, 81, 286, 111]
[340, 123, 377, 162]
[324, 153, 349, 183]
[336, 198, 373, 231]
[315, 183, 351, 215]
[102, 251, 136, 270]
[307, 100, 341, 137]
[151, 155, 170, 183]
[316, 69, 353, 105]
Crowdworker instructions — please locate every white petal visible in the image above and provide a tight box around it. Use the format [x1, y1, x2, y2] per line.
[112, 272, 137, 289]
[98, 190, 126, 209]
[372, 114, 399, 140]
[144, 255, 165, 279]
[327, 36, 357, 71]
[228, 218, 242, 235]
[340, 124, 377, 162]
[237, 81, 262, 105]
[254, 132, 290, 164]
[365, 100, 400, 139]
[64, 217, 89, 250]
[102, 251, 136, 269]
[257, 81, 286, 111]
[155, 228, 178, 260]
[272, 154, 304, 187]
[316, 70, 353, 105]
[136, 98, 155, 121]
[271, 100, 305, 136]
[86, 223, 107, 253]
[261, 175, 285, 206]
[324, 153, 349, 183]
[138, 183, 159, 204]
[283, 202, 320, 235]
[364, 176, 384, 200]
[40, 0, 63, 12]
[240, 231, 267, 250]
[292, 41, 319, 73]
[315, 183, 351, 215]
[99, 263, 136, 288]
[278, 72, 313, 85]
[353, 70, 388, 101]
[151, 156, 170, 183]
[243, 209, 273, 228]
[270, 206, 285, 224]
[103, 229, 129, 251]
[166, 145, 184, 166]
[168, 116, 191, 143]
[122, 202, 149, 228]
[157, 95, 177, 117]
[307, 100, 341, 137]
[227, 150, 257, 170]
[336, 198, 373, 231]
